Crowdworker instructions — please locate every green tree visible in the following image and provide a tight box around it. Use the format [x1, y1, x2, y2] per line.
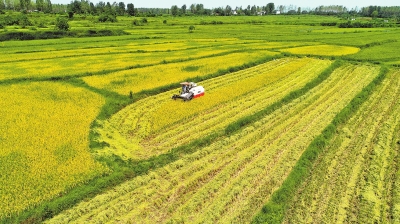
[251, 5, 256, 15]
[89, 2, 95, 14]
[372, 10, 378, 18]
[19, 0, 24, 10]
[68, 0, 81, 14]
[96, 1, 105, 13]
[0, 0, 5, 10]
[4, 0, 11, 10]
[55, 16, 69, 31]
[188, 25, 195, 32]
[196, 3, 204, 14]
[117, 2, 125, 15]
[80, 0, 89, 14]
[36, 0, 44, 11]
[225, 5, 231, 15]
[44, 0, 52, 13]
[126, 3, 134, 16]
[266, 2, 275, 14]
[190, 3, 195, 14]
[181, 4, 186, 14]
[105, 1, 112, 14]
[171, 5, 178, 16]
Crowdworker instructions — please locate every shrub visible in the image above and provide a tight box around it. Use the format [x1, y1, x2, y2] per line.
[97, 29, 113, 36]
[18, 14, 32, 28]
[320, 22, 337, 26]
[55, 17, 69, 31]
[132, 19, 141, 26]
[98, 14, 117, 22]
[68, 11, 74, 19]
[38, 21, 47, 28]
[188, 25, 195, 32]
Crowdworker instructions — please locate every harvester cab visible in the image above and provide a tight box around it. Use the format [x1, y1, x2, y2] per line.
[171, 82, 205, 101]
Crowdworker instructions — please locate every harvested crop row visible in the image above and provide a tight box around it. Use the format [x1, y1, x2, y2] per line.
[282, 69, 400, 223]
[94, 57, 296, 158]
[96, 58, 331, 160]
[47, 63, 379, 223]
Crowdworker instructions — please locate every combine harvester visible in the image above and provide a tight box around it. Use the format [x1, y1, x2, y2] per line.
[171, 82, 205, 101]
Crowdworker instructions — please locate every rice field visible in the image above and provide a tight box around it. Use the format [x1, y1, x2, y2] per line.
[0, 82, 108, 218]
[2, 14, 400, 223]
[281, 44, 360, 56]
[95, 57, 332, 160]
[46, 63, 380, 223]
[282, 69, 400, 223]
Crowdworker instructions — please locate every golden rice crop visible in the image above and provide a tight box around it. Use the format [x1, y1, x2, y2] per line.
[1, 38, 273, 81]
[0, 82, 108, 219]
[82, 51, 279, 95]
[283, 69, 400, 223]
[282, 44, 360, 56]
[149, 58, 316, 132]
[47, 63, 380, 224]
[0, 38, 272, 65]
[0, 48, 237, 80]
[95, 58, 332, 161]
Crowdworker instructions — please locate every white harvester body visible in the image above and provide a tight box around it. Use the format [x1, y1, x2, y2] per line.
[171, 82, 205, 101]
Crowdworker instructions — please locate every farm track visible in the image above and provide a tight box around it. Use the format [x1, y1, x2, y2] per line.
[96, 58, 331, 160]
[282, 69, 400, 223]
[46, 63, 379, 223]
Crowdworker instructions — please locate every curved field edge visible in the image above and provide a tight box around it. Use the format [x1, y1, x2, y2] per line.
[251, 65, 389, 224]
[0, 58, 339, 224]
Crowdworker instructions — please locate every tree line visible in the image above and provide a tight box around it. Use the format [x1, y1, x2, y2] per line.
[0, 0, 399, 20]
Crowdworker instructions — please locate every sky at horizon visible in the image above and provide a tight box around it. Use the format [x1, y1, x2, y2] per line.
[50, 0, 399, 10]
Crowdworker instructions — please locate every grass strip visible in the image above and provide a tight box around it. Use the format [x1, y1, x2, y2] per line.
[251, 65, 388, 224]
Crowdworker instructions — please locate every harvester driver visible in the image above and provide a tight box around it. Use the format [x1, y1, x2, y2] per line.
[182, 83, 190, 93]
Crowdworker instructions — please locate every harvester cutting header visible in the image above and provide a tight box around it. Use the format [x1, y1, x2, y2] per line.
[171, 82, 205, 101]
